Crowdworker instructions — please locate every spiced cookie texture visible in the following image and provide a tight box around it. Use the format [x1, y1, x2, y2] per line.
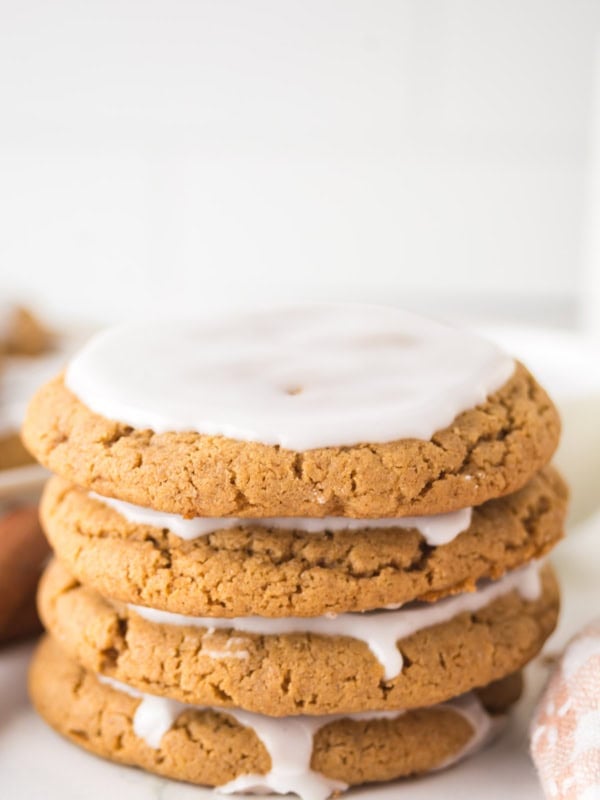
[40, 468, 566, 617]
[38, 559, 558, 716]
[30, 636, 522, 796]
[23, 306, 560, 518]
[23, 365, 559, 518]
[24, 307, 566, 797]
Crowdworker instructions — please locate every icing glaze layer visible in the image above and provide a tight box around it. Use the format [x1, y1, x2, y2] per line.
[65, 304, 514, 449]
[23, 364, 561, 518]
[40, 470, 566, 618]
[32, 637, 524, 800]
[130, 561, 542, 680]
[92, 489, 472, 546]
[99, 673, 498, 800]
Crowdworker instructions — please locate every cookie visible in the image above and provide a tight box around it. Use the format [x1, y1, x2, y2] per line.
[0, 305, 53, 356]
[40, 467, 566, 616]
[30, 635, 522, 797]
[0, 432, 34, 470]
[38, 559, 558, 716]
[23, 362, 559, 518]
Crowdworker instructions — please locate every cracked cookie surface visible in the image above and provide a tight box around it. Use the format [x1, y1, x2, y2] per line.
[40, 468, 566, 616]
[30, 636, 522, 791]
[23, 364, 560, 517]
[38, 559, 558, 716]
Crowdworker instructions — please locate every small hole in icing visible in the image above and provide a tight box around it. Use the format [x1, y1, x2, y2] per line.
[285, 386, 303, 396]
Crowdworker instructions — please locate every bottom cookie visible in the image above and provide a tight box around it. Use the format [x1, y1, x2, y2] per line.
[31, 636, 522, 800]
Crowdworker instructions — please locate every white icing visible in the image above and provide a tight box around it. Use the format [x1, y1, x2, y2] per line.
[130, 561, 542, 681]
[64, 304, 515, 450]
[134, 694, 185, 749]
[91, 489, 472, 546]
[433, 691, 503, 770]
[216, 711, 348, 800]
[201, 650, 249, 660]
[98, 674, 496, 800]
[201, 636, 250, 661]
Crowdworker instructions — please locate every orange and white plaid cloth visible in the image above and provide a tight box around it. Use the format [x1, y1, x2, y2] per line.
[531, 621, 600, 800]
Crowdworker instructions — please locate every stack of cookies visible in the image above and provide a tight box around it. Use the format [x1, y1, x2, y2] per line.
[23, 305, 566, 800]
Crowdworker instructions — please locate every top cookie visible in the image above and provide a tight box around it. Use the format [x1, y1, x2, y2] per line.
[22, 305, 560, 517]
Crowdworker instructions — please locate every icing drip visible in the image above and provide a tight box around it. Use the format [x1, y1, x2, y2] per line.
[431, 691, 504, 772]
[216, 711, 348, 800]
[90, 490, 472, 546]
[130, 561, 542, 680]
[95, 678, 181, 748]
[98, 674, 497, 800]
[202, 636, 250, 660]
[65, 304, 515, 449]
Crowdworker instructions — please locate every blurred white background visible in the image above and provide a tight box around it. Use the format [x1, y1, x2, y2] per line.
[1, 0, 600, 328]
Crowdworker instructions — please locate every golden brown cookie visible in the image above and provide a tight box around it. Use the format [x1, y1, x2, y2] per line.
[40, 468, 566, 616]
[0, 432, 34, 470]
[0, 305, 53, 356]
[38, 559, 558, 716]
[22, 364, 560, 518]
[30, 635, 522, 794]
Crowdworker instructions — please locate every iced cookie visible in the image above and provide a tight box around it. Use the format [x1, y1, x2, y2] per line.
[30, 635, 522, 800]
[0, 306, 62, 471]
[40, 467, 566, 617]
[22, 306, 560, 518]
[38, 558, 558, 716]
[0, 305, 53, 356]
[0, 432, 33, 470]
